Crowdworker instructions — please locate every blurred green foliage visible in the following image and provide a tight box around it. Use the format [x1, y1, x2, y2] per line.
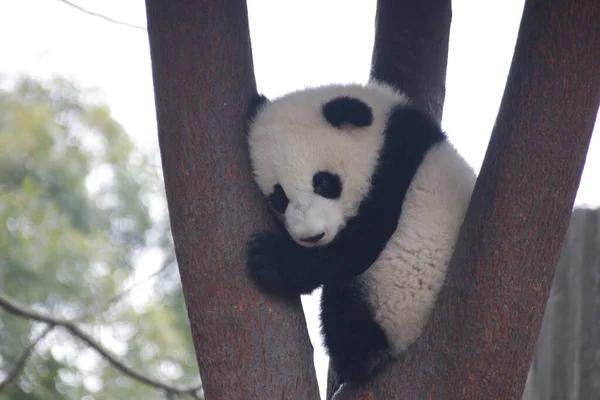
[0, 76, 201, 399]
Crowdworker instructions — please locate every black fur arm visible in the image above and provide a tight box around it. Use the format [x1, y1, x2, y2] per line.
[246, 231, 325, 298]
[246, 223, 388, 299]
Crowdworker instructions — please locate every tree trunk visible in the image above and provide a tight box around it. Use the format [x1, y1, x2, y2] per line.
[145, 1, 320, 398]
[371, 0, 451, 123]
[333, 0, 600, 398]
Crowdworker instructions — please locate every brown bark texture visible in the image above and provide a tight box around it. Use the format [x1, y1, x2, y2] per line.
[145, 1, 320, 399]
[370, 0, 452, 122]
[334, 0, 600, 398]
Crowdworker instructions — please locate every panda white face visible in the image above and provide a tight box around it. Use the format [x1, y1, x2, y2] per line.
[266, 172, 344, 247]
[247, 82, 408, 247]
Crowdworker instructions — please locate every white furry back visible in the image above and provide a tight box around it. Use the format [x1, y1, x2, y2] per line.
[361, 140, 476, 354]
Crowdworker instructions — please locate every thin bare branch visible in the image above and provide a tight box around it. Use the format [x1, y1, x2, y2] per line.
[0, 292, 202, 398]
[55, 0, 146, 31]
[0, 325, 55, 391]
[76, 261, 172, 322]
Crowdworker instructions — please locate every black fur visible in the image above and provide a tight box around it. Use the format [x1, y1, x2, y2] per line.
[320, 280, 394, 383]
[268, 184, 289, 214]
[245, 93, 269, 174]
[313, 171, 342, 199]
[245, 93, 268, 135]
[246, 102, 446, 384]
[322, 96, 373, 128]
[247, 231, 324, 297]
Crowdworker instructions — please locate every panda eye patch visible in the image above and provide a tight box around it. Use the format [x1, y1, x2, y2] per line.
[313, 172, 342, 199]
[269, 184, 289, 214]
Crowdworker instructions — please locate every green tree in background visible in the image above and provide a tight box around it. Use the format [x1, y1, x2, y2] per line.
[0, 76, 201, 399]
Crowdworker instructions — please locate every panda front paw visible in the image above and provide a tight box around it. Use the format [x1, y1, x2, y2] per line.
[247, 232, 296, 298]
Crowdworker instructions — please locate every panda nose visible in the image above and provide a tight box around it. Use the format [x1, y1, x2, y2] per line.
[301, 232, 325, 243]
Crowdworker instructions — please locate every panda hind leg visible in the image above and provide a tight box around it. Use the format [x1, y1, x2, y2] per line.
[320, 281, 394, 385]
[335, 345, 394, 385]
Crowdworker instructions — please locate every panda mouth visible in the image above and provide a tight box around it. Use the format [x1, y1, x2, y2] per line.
[300, 232, 325, 243]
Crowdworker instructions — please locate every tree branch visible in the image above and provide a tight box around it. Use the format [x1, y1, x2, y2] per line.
[76, 261, 172, 322]
[0, 325, 54, 391]
[55, 0, 146, 31]
[0, 293, 202, 398]
[335, 0, 600, 398]
[145, 1, 320, 398]
[370, 0, 451, 122]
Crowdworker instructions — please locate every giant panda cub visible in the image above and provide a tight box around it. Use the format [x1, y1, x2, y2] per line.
[245, 81, 476, 385]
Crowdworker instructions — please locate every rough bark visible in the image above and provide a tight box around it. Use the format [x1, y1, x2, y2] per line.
[145, 1, 320, 399]
[370, 0, 451, 122]
[334, 0, 600, 398]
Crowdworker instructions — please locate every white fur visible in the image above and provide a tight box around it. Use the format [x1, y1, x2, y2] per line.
[284, 194, 342, 246]
[248, 81, 409, 247]
[361, 140, 476, 354]
[249, 80, 476, 355]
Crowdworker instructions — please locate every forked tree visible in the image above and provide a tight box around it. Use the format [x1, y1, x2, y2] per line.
[145, 0, 599, 399]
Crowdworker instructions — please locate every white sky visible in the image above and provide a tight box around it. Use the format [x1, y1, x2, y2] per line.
[1, 1, 598, 398]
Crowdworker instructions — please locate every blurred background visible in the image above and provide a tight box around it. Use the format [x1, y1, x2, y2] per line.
[0, 1, 597, 399]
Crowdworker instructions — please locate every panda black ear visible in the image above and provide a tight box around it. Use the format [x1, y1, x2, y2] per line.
[248, 93, 269, 120]
[322, 96, 373, 128]
[246, 93, 269, 133]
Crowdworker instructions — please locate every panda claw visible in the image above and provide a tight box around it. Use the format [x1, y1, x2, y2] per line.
[246, 232, 293, 297]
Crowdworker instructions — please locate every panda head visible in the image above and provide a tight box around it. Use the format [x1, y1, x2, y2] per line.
[246, 82, 408, 247]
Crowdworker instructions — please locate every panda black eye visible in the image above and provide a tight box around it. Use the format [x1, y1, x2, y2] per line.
[313, 171, 342, 199]
[268, 184, 289, 214]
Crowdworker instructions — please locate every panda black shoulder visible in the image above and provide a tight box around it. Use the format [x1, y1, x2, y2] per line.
[352, 102, 447, 249]
[385, 104, 447, 151]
